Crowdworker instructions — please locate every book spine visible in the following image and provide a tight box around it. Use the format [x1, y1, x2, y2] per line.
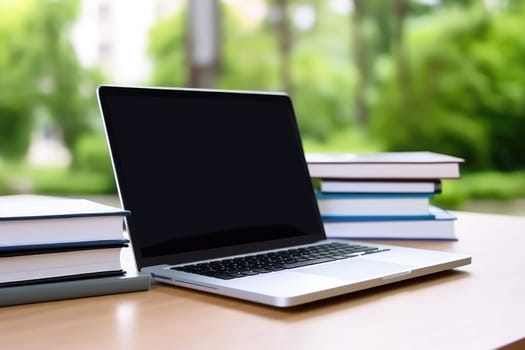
[0, 211, 130, 221]
[321, 214, 436, 221]
[0, 240, 129, 256]
[315, 192, 434, 199]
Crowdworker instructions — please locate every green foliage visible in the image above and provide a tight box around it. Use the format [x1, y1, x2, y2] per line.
[0, 0, 102, 160]
[0, 170, 9, 195]
[289, 3, 357, 141]
[148, 6, 188, 86]
[73, 134, 113, 177]
[217, 10, 280, 91]
[0, 160, 115, 196]
[68, 133, 115, 194]
[291, 44, 354, 141]
[432, 170, 525, 210]
[31, 167, 116, 195]
[371, 3, 525, 171]
[459, 171, 525, 200]
[2, 0, 523, 201]
[147, 3, 359, 142]
[302, 127, 381, 153]
[431, 181, 468, 210]
[0, 1, 37, 160]
[0, 106, 33, 160]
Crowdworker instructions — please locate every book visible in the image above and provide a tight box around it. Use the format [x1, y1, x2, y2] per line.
[0, 272, 151, 307]
[0, 194, 130, 247]
[319, 180, 442, 194]
[316, 191, 434, 217]
[0, 241, 128, 286]
[323, 206, 457, 240]
[306, 151, 464, 179]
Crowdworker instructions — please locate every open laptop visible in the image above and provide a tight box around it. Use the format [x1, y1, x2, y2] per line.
[97, 85, 471, 307]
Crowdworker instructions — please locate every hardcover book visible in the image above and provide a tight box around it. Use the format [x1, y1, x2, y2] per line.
[323, 206, 457, 240]
[0, 241, 129, 285]
[0, 272, 151, 307]
[319, 179, 442, 194]
[0, 194, 130, 247]
[306, 151, 464, 179]
[316, 191, 434, 217]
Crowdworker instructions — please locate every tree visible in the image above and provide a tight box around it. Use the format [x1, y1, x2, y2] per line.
[351, 0, 368, 127]
[392, 0, 410, 90]
[148, 5, 188, 87]
[349, 0, 409, 127]
[271, 0, 294, 93]
[149, 2, 280, 90]
[187, 0, 222, 87]
[26, 0, 101, 150]
[0, 1, 38, 159]
[372, 3, 525, 170]
[148, 1, 356, 142]
[0, 0, 102, 160]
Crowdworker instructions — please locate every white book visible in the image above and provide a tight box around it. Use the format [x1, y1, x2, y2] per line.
[0, 194, 129, 247]
[306, 151, 464, 179]
[0, 245, 125, 285]
[316, 192, 433, 216]
[320, 180, 441, 194]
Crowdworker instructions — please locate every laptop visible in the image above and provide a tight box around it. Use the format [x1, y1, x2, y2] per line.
[97, 85, 471, 307]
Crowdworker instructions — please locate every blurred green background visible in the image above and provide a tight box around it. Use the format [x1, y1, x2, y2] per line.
[1, 0, 524, 214]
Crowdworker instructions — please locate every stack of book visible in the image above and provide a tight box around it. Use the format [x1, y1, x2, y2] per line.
[306, 151, 464, 241]
[0, 194, 150, 306]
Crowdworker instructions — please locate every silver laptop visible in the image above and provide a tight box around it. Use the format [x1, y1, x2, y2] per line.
[97, 85, 471, 307]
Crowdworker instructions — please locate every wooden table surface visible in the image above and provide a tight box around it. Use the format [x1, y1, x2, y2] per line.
[1, 211, 524, 350]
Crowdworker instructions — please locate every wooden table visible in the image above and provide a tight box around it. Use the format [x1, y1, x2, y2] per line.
[1, 211, 524, 350]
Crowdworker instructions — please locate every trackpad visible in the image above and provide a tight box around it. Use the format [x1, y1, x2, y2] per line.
[297, 259, 413, 282]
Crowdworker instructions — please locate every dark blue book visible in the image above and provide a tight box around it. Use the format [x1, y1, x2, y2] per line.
[0, 239, 129, 256]
[322, 213, 436, 221]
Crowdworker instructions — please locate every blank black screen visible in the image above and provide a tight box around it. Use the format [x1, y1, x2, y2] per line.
[98, 87, 325, 268]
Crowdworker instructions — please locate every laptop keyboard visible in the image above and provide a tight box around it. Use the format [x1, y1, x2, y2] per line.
[172, 242, 389, 280]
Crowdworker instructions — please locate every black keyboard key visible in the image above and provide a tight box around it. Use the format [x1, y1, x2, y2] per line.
[252, 268, 273, 273]
[211, 273, 237, 280]
[283, 257, 335, 269]
[363, 248, 390, 255]
[171, 242, 388, 280]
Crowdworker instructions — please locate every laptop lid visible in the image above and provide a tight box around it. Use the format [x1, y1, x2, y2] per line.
[97, 86, 326, 270]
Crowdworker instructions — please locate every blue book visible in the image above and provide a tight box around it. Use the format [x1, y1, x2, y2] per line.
[322, 213, 436, 221]
[323, 206, 457, 241]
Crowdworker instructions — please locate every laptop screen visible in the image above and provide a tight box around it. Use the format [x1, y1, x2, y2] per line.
[98, 86, 325, 268]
